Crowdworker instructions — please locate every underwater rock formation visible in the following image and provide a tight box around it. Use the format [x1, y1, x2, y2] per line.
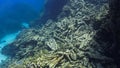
[0, 0, 119, 68]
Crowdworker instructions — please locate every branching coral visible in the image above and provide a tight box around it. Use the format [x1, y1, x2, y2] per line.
[1, 0, 116, 68]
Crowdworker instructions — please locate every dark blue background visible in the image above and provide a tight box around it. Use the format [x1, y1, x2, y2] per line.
[0, 0, 45, 39]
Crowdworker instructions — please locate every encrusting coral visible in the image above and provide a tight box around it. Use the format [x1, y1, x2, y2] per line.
[0, 0, 117, 68]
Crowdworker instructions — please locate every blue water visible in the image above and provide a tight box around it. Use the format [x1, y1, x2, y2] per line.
[0, 0, 45, 63]
[0, 0, 45, 39]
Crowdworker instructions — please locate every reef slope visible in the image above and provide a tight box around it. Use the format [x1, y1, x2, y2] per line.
[1, 0, 117, 68]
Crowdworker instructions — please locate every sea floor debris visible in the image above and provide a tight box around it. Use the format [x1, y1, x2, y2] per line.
[0, 0, 117, 68]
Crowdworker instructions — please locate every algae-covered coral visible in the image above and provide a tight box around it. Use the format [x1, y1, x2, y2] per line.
[0, 0, 117, 68]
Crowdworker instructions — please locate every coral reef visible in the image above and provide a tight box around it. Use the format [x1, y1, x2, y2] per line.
[0, 0, 117, 68]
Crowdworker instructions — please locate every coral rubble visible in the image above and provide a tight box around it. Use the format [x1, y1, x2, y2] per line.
[0, 0, 117, 68]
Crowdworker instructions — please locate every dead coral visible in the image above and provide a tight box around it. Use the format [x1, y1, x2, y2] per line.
[1, 0, 117, 68]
